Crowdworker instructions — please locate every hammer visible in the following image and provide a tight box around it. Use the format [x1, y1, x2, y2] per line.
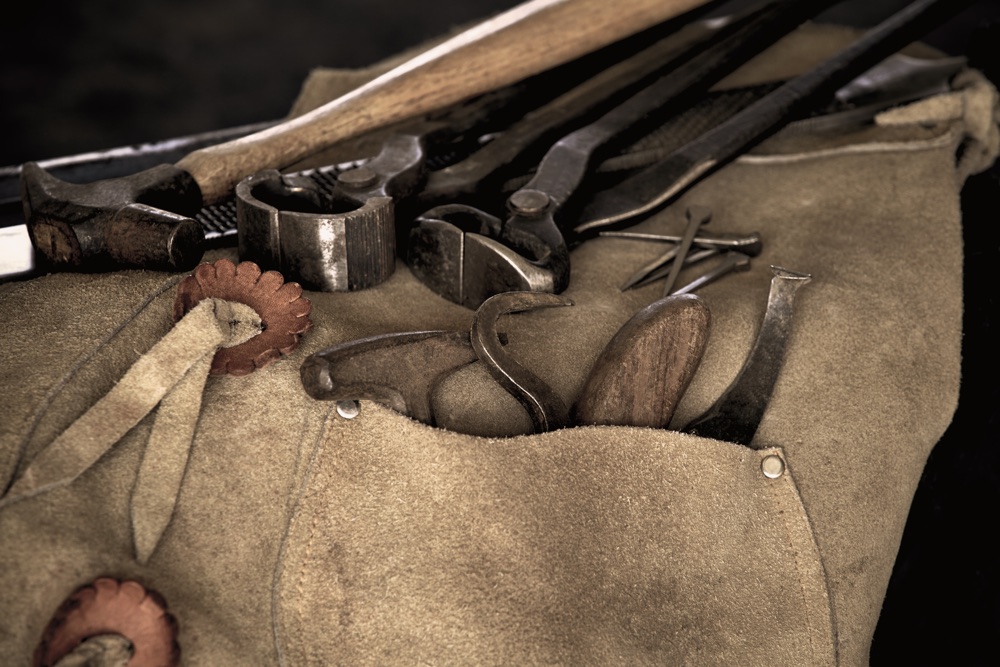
[20, 0, 712, 272]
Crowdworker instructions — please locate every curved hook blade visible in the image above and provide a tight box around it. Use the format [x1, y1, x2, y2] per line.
[470, 291, 573, 432]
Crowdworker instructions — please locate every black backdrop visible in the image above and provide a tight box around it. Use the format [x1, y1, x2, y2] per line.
[2, 1, 998, 663]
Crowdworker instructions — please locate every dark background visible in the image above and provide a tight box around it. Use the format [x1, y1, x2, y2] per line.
[2, 1, 998, 663]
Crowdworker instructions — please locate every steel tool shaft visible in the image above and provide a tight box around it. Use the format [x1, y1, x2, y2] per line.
[600, 230, 762, 250]
[623, 246, 719, 291]
[672, 251, 752, 295]
[660, 205, 711, 295]
[611, 227, 763, 291]
[682, 266, 811, 446]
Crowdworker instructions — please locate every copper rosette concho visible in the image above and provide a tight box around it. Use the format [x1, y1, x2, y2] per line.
[34, 577, 179, 667]
[174, 258, 313, 375]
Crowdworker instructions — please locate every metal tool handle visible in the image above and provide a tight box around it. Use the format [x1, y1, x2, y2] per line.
[517, 0, 836, 209]
[176, 0, 712, 204]
[682, 266, 811, 446]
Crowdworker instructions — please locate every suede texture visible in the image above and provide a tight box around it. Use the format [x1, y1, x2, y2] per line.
[0, 298, 261, 511]
[1, 23, 997, 666]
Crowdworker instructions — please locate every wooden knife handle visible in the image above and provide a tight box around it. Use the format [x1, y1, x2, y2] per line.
[575, 294, 711, 428]
[177, 0, 711, 204]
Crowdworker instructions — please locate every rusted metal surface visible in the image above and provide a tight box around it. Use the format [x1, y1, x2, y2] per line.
[682, 265, 811, 447]
[20, 162, 204, 272]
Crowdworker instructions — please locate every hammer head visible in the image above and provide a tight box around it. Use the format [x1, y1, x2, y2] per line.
[20, 162, 206, 272]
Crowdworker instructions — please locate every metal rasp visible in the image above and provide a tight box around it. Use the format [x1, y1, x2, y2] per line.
[573, 0, 977, 234]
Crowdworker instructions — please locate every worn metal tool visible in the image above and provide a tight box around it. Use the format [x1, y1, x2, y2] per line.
[608, 230, 762, 290]
[799, 52, 968, 133]
[300, 330, 479, 426]
[413, 1, 775, 207]
[672, 251, 752, 295]
[626, 246, 754, 294]
[574, 294, 711, 428]
[19, 0, 714, 272]
[300, 290, 572, 430]
[570, 52, 966, 185]
[574, 0, 977, 234]
[658, 205, 711, 295]
[471, 291, 574, 432]
[682, 265, 811, 446]
[236, 134, 426, 291]
[623, 246, 721, 291]
[407, 0, 837, 308]
[232, 8, 749, 292]
[600, 229, 763, 249]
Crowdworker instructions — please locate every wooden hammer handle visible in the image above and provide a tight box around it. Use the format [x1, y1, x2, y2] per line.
[176, 0, 711, 204]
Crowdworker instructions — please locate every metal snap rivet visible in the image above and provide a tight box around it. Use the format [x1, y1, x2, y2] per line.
[337, 166, 378, 189]
[508, 189, 551, 216]
[336, 400, 360, 419]
[761, 455, 785, 479]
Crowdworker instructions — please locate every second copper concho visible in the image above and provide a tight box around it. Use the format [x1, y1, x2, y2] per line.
[34, 578, 179, 667]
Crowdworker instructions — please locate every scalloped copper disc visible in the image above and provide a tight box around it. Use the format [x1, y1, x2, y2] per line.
[174, 258, 313, 375]
[34, 577, 179, 667]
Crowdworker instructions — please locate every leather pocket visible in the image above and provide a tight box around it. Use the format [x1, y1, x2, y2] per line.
[274, 404, 836, 666]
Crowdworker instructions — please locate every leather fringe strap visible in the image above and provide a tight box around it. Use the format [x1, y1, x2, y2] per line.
[50, 635, 133, 667]
[129, 352, 215, 564]
[0, 298, 262, 561]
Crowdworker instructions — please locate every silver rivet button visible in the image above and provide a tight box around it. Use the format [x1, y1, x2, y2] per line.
[336, 400, 360, 419]
[761, 455, 785, 479]
[508, 189, 550, 216]
[337, 166, 378, 189]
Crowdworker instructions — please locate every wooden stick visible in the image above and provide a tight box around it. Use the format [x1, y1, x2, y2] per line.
[177, 0, 711, 203]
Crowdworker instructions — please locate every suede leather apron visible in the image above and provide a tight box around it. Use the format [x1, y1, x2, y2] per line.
[1, 23, 997, 666]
